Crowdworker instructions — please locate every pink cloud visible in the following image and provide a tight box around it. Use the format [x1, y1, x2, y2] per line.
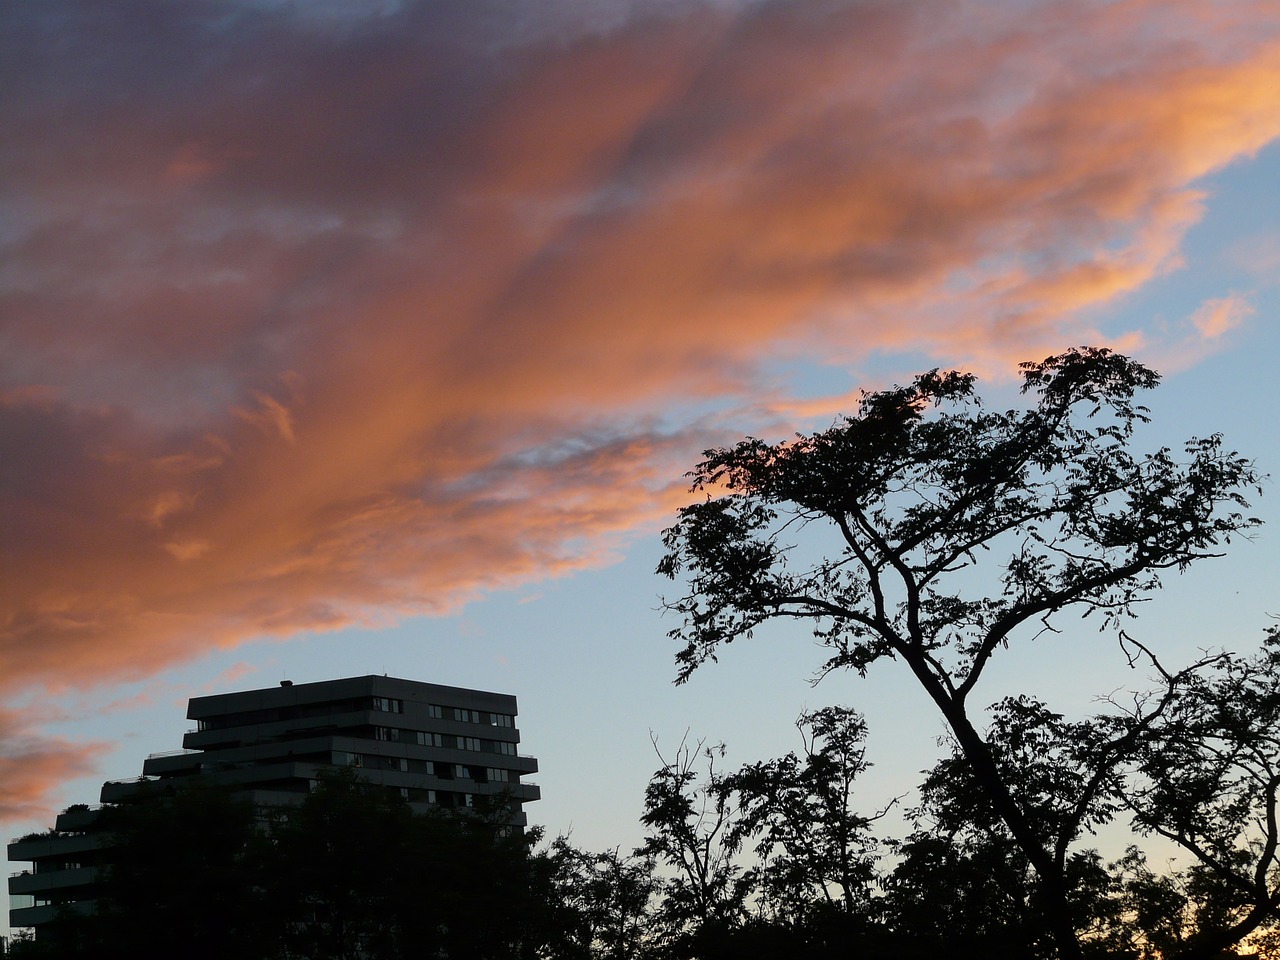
[3, 0, 1280, 819]
[0, 710, 104, 822]
[1141, 293, 1256, 374]
[1191, 295, 1254, 340]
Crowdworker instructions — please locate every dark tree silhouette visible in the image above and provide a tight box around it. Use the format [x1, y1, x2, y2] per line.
[15, 771, 564, 960]
[266, 769, 554, 960]
[657, 347, 1262, 960]
[91, 781, 270, 960]
[723, 706, 885, 924]
[638, 738, 749, 956]
[1118, 629, 1280, 956]
[544, 837, 659, 959]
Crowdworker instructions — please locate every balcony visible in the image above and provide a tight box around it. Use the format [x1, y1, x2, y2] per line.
[9, 898, 96, 929]
[147, 748, 201, 760]
[9, 865, 100, 896]
[99, 776, 158, 804]
[54, 805, 102, 832]
[7, 832, 107, 862]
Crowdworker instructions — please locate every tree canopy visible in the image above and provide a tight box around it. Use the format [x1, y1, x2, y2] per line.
[657, 347, 1266, 959]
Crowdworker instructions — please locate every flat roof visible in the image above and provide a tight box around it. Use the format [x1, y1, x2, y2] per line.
[187, 675, 519, 720]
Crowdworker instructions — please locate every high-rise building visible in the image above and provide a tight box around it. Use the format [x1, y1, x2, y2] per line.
[7, 675, 539, 933]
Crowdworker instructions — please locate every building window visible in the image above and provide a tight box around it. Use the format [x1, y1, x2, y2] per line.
[487, 768, 510, 783]
[493, 740, 516, 756]
[415, 731, 444, 748]
[427, 704, 443, 719]
[373, 697, 402, 713]
[489, 713, 513, 727]
[453, 708, 481, 723]
[460, 737, 481, 751]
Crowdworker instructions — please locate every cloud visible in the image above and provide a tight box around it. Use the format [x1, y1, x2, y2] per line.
[234, 389, 298, 444]
[3, 0, 1280, 819]
[1142, 292, 1256, 374]
[0, 710, 104, 822]
[1191, 295, 1253, 340]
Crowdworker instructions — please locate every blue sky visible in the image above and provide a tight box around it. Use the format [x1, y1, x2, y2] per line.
[4, 0, 1280, 932]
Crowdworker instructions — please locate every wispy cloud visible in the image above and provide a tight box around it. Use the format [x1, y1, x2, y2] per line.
[0, 710, 104, 822]
[3, 0, 1280, 820]
[1192, 295, 1253, 340]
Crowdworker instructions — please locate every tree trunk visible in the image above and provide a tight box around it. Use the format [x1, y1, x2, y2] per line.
[903, 651, 1085, 960]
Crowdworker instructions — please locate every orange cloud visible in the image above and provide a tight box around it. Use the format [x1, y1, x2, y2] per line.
[0, 710, 104, 822]
[1192, 296, 1253, 340]
[1138, 293, 1257, 375]
[3, 0, 1280, 820]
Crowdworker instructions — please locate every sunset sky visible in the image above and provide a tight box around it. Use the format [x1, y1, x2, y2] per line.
[4, 0, 1280, 921]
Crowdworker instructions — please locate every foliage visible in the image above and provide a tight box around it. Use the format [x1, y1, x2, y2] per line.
[545, 838, 659, 959]
[18, 771, 564, 960]
[722, 706, 884, 923]
[657, 347, 1262, 960]
[881, 661, 1280, 959]
[95, 779, 270, 960]
[14, 830, 58, 843]
[638, 738, 749, 955]
[1118, 629, 1280, 956]
[264, 769, 556, 960]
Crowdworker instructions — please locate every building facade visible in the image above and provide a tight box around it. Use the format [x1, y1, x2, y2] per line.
[7, 675, 539, 933]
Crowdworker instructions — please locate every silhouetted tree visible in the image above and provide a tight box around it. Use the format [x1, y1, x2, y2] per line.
[638, 739, 750, 956]
[97, 781, 271, 960]
[545, 837, 659, 959]
[268, 769, 555, 960]
[266, 770, 419, 960]
[879, 675, 1280, 960]
[14, 770, 565, 960]
[723, 706, 884, 925]
[1117, 629, 1280, 957]
[882, 705, 1135, 958]
[657, 347, 1262, 960]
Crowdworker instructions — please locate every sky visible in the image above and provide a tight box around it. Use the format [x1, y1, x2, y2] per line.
[4, 0, 1280, 928]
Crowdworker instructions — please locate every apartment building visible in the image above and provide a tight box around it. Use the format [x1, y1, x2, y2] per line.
[7, 675, 539, 933]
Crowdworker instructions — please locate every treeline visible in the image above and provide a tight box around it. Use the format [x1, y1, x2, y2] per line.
[10, 771, 561, 960]
[623, 697, 1280, 960]
[11, 707, 1279, 960]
